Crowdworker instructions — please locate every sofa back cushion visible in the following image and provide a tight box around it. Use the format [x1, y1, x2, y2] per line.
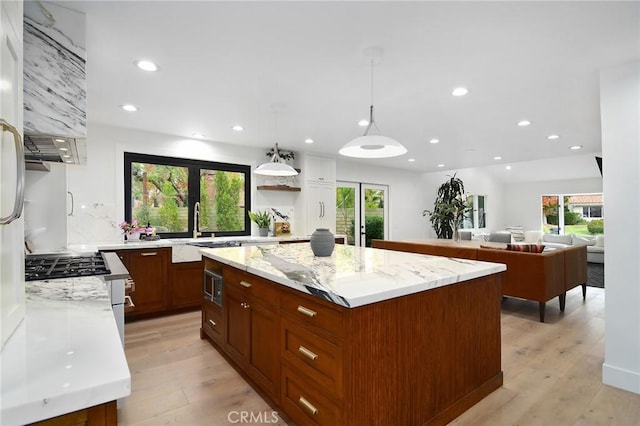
[595, 235, 605, 247]
[572, 234, 596, 246]
[542, 234, 573, 245]
[506, 243, 545, 253]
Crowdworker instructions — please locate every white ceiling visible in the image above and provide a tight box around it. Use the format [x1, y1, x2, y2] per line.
[59, 1, 638, 174]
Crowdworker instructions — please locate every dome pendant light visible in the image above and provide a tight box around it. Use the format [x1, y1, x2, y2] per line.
[340, 47, 407, 159]
[255, 111, 298, 176]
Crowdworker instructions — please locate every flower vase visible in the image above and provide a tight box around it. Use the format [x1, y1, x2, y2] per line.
[126, 232, 140, 241]
[310, 228, 335, 257]
[453, 228, 460, 243]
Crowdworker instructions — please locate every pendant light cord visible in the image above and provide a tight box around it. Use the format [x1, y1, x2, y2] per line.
[364, 58, 378, 136]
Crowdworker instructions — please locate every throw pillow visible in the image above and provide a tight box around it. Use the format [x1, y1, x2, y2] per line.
[595, 235, 605, 247]
[506, 243, 545, 253]
[542, 234, 573, 245]
[572, 235, 596, 246]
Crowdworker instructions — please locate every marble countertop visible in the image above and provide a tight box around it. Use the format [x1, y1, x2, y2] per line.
[200, 243, 506, 308]
[0, 277, 131, 425]
[66, 235, 345, 263]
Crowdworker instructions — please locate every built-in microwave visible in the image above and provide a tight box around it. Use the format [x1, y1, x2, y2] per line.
[203, 269, 223, 307]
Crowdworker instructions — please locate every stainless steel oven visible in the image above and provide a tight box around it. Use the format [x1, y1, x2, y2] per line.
[203, 269, 223, 307]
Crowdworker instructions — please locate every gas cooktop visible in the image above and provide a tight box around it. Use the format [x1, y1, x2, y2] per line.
[25, 253, 111, 282]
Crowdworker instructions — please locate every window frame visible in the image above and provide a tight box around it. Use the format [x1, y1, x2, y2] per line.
[124, 152, 251, 238]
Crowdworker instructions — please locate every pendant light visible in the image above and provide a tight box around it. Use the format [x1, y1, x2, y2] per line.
[340, 47, 407, 158]
[255, 110, 298, 176]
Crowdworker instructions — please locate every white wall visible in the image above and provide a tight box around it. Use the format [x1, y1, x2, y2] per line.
[67, 123, 265, 243]
[419, 167, 506, 238]
[503, 178, 603, 232]
[600, 61, 640, 394]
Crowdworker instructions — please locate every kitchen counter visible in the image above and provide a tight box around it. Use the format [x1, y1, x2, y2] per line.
[0, 276, 131, 425]
[199, 243, 506, 307]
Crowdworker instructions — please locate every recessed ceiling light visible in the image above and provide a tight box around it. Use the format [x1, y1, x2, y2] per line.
[136, 60, 158, 72]
[429, 139, 439, 144]
[191, 133, 204, 139]
[517, 120, 531, 127]
[505, 165, 512, 170]
[122, 104, 137, 112]
[59, 147, 68, 151]
[437, 164, 445, 168]
[54, 138, 66, 143]
[232, 125, 244, 132]
[408, 158, 416, 162]
[547, 134, 560, 140]
[570, 145, 583, 150]
[304, 138, 314, 144]
[358, 119, 369, 127]
[65, 160, 73, 163]
[452, 87, 468, 97]
[62, 154, 71, 158]
[493, 156, 503, 160]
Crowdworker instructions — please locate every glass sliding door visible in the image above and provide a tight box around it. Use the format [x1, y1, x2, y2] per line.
[336, 182, 389, 246]
[336, 182, 358, 245]
[361, 184, 389, 247]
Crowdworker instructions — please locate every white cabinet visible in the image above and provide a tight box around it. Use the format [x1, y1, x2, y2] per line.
[306, 183, 336, 234]
[301, 155, 336, 235]
[1, 0, 25, 348]
[303, 154, 335, 184]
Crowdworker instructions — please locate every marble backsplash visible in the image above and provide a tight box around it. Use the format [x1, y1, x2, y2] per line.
[68, 202, 123, 245]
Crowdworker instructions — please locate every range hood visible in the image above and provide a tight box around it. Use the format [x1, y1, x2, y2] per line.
[23, 2, 87, 167]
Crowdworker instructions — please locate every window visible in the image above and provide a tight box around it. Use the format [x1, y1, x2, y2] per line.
[582, 206, 603, 218]
[462, 194, 487, 230]
[124, 152, 251, 238]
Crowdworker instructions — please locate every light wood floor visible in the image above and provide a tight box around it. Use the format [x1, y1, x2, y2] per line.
[120, 287, 640, 425]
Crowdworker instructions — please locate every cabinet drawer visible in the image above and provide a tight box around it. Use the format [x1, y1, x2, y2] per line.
[281, 318, 343, 399]
[281, 292, 344, 338]
[281, 366, 342, 426]
[224, 268, 279, 308]
[203, 303, 223, 343]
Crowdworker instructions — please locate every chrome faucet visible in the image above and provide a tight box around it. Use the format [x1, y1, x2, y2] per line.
[193, 201, 202, 238]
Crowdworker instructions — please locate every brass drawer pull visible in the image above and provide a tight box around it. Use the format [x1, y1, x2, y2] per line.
[298, 396, 318, 415]
[298, 345, 318, 361]
[240, 280, 252, 288]
[297, 305, 317, 318]
[208, 319, 216, 327]
[141, 252, 157, 256]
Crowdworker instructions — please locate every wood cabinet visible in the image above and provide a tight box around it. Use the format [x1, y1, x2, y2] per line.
[222, 268, 280, 402]
[115, 248, 169, 318]
[201, 260, 503, 425]
[29, 401, 116, 426]
[170, 260, 203, 309]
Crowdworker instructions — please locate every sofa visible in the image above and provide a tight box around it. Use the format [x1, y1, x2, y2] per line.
[372, 239, 588, 322]
[540, 233, 604, 264]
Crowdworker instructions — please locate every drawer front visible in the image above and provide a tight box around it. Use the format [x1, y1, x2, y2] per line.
[281, 292, 344, 338]
[281, 318, 343, 399]
[203, 303, 223, 343]
[281, 366, 342, 426]
[224, 268, 279, 308]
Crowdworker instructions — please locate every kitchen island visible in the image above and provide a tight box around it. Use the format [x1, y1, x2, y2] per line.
[0, 277, 130, 425]
[199, 243, 506, 425]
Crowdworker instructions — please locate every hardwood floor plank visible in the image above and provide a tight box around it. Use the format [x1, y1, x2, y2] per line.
[119, 288, 640, 425]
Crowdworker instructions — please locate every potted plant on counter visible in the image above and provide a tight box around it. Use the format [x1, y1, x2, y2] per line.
[423, 174, 469, 240]
[248, 210, 272, 237]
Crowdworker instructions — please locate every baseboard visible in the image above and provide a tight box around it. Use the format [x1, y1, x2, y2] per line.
[602, 362, 640, 394]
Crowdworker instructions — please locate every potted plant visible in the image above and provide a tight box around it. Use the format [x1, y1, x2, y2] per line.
[248, 210, 272, 237]
[423, 174, 469, 240]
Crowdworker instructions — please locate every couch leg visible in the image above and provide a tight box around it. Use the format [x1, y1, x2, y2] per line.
[582, 283, 586, 300]
[559, 293, 566, 312]
[539, 302, 546, 323]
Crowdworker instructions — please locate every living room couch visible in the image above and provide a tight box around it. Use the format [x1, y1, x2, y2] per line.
[372, 239, 588, 322]
[540, 233, 604, 264]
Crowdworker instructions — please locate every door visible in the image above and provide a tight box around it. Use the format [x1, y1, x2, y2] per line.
[542, 195, 563, 234]
[247, 299, 279, 399]
[335, 182, 359, 245]
[361, 184, 388, 247]
[336, 182, 389, 247]
[225, 286, 250, 364]
[1, 0, 25, 347]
